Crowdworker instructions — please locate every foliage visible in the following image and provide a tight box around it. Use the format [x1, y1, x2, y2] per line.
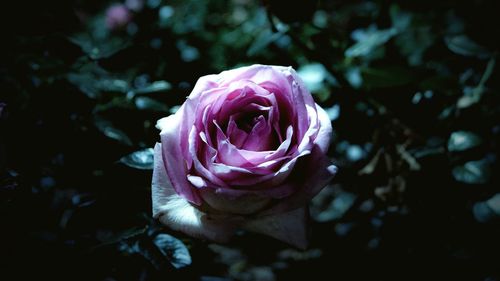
[1, 0, 499, 280]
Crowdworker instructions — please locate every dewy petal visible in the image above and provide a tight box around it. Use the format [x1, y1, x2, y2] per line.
[159, 115, 202, 205]
[243, 207, 309, 249]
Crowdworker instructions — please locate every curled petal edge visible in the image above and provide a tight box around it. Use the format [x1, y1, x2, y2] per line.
[152, 143, 309, 248]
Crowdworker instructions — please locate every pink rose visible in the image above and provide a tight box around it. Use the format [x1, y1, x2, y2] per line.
[152, 65, 336, 248]
[105, 4, 132, 31]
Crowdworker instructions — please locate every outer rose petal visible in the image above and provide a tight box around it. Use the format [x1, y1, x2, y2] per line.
[243, 207, 309, 250]
[153, 143, 311, 248]
[152, 143, 239, 242]
[259, 102, 335, 214]
[159, 114, 202, 204]
[187, 74, 220, 100]
[314, 103, 333, 153]
[198, 188, 271, 215]
[261, 146, 337, 215]
[215, 65, 291, 89]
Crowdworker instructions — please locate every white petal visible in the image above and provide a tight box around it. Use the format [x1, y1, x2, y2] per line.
[155, 116, 170, 131]
[151, 143, 176, 217]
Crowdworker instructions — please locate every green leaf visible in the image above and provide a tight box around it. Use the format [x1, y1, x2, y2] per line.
[345, 26, 397, 58]
[345, 67, 363, 89]
[360, 66, 414, 89]
[247, 29, 285, 57]
[153, 234, 192, 269]
[390, 5, 436, 65]
[447, 131, 482, 152]
[96, 226, 147, 246]
[419, 75, 457, 94]
[314, 192, 357, 222]
[452, 159, 490, 184]
[135, 97, 169, 112]
[68, 13, 131, 60]
[96, 79, 129, 93]
[119, 148, 154, 170]
[444, 35, 490, 59]
[297, 63, 338, 93]
[135, 81, 172, 94]
[95, 118, 133, 146]
[473, 193, 500, 223]
[67, 62, 130, 98]
[69, 33, 131, 60]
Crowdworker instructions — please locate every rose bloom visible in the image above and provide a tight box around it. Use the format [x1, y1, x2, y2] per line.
[152, 65, 336, 248]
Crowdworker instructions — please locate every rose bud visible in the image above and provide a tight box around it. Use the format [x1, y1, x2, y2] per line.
[152, 64, 336, 248]
[105, 4, 132, 31]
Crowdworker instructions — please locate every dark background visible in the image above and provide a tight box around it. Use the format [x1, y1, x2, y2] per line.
[1, 0, 499, 280]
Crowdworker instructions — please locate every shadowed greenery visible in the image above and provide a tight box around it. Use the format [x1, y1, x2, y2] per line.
[1, 0, 499, 280]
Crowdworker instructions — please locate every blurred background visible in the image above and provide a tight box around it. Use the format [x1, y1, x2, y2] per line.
[1, 0, 499, 280]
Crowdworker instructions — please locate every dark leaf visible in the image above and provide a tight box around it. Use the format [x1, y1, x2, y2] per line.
[96, 227, 147, 246]
[119, 148, 155, 170]
[447, 131, 482, 152]
[95, 118, 133, 146]
[314, 191, 357, 222]
[153, 234, 192, 269]
[473, 193, 500, 223]
[452, 159, 490, 184]
[247, 29, 285, 57]
[135, 81, 172, 94]
[360, 66, 414, 89]
[391, 5, 435, 65]
[444, 35, 490, 59]
[345, 26, 397, 58]
[67, 62, 129, 98]
[297, 63, 338, 92]
[135, 97, 169, 112]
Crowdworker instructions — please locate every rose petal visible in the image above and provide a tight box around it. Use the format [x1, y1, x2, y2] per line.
[314, 104, 333, 153]
[199, 188, 271, 215]
[152, 143, 240, 242]
[152, 143, 177, 217]
[260, 145, 337, 215]
[187, 74, 220, 100]
[243, 207, 309, 249]
[216, 65, 292, 88]
[227, 117, 248, 147]
[188, 125, 228, 188]
[159, 115, 202, 204]
[157, 195, 240, 243]
[241, 115, 273, 151]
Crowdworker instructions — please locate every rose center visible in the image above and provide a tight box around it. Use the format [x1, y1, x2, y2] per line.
[236, 112, 266, 132]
